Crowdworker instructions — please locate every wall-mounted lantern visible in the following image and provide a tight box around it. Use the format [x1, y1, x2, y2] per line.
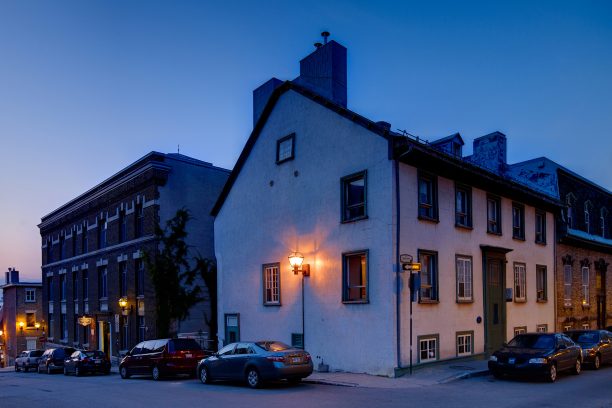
[118, 297, 132, 316]
[289, 252, 310, 276]
[18, 321, 25, 333]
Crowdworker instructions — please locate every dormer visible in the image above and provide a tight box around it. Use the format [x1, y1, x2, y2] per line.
[430, 133, 464, 158]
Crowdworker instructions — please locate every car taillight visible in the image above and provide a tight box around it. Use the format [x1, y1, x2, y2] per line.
[82, 358, 90, 363]
[267, 355, 286, 363]
[304, 354, 311, 362]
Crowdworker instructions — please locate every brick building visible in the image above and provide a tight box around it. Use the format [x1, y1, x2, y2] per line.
[508, 160, 612, 331]
[39, 152, 229, 359]
[0, 268, 44, 367]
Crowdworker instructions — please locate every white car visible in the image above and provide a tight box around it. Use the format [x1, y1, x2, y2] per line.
[15, 350, 44, 372]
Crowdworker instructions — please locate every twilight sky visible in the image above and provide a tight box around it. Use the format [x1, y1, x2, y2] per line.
[1, 0, 611, 282]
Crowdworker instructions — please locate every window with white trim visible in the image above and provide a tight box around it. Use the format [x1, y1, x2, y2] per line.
[342, 251, 368, 303]
[535, 210, 546, 244]
[276, 133, 295, 163]
[536, 265, 547, 302]
[536, 324, 548, 333]
[456, 256, 473, 302]
[456, 332, 473, 357]
[582, 323, 590, 330]
[514, 263, 526, 302]
[514, 326, 527, 336]
[262, 263, 280, 305]
[581, 266, 590, 306]
[419, 335, 438, 363]
[487, 195, 501, 234]
[419, 250, 438, 302]
[25, 288, 36, 302]
[341, 171, 367, 222]
[512, 203, 525, 240]
[563, 325, 572, 332]
[563, 264, 572, 306]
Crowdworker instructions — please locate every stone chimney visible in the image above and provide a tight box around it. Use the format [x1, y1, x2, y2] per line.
[470, 131, 507, 174]
[252, 35, 348, 126]
[293, 40, 347, 108]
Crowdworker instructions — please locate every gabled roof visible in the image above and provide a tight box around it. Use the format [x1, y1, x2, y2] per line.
[430, 132, 464, 147]
[210, 81, 394, 216]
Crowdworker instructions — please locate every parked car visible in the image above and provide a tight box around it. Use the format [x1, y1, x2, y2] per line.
[197, 341, 313, 388]
[63, 350, 111, 376]
[488, 333, 582, 382]
[566, 330, 612, 369]
[119, 338, 209, 380]
[38, 347, 76, 374]
[15, 350, 44, 372]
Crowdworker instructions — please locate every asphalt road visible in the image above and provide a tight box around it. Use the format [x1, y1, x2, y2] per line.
[1, 366, 611, 408]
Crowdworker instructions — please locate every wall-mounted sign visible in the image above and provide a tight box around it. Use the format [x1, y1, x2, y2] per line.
[78, 316, 92, 326]
[400, 254, 413, 263]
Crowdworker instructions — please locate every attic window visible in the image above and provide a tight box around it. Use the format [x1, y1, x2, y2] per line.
[276, 133, 295, 164]
[452, 143, 462, 157]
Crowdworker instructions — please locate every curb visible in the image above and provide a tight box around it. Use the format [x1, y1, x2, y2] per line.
[303, 378, 358, 387]
[437, 369, 490, 384]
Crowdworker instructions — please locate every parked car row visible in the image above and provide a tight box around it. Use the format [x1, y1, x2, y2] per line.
[488, 330, 612, 382]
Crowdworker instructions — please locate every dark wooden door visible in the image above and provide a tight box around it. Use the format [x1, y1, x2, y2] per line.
[485, 257, 506, 354]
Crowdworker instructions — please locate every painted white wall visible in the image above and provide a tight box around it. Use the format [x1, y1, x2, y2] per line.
[397, 164, 555, 365]
[215, 90, 397, 376]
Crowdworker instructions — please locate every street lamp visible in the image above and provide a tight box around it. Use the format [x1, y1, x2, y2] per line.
[118, 297, 132, 316]
[289, 252, 310, 349]
[18, 321, 24, 333]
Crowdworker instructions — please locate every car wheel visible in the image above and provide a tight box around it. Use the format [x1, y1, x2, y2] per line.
[246, 368, 261, 389]
[75, 366, 81, 377]
[14, 364, 19, 372]
[152, 366, 161, 381]
[572, 359, 581, 375]
[492, 371, 504, 380]
[119, 366, 130, 379]
[199, 367, 211, 384]
[594, 355, 601, 370]
[546, 364, 557, 383]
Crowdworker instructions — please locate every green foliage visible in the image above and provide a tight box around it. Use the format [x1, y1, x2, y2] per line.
[144, 208, 204, 338]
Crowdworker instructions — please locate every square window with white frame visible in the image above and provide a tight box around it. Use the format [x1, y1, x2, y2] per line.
[536, 324, 548, 333]
[419, 335, 439, 363]
[262, 263, 281, 305]
[487, 195, 502, 234]
[456, 332, 473, 357]
[25, 288, 36, 302]
[456, 256, 473, 302]
[563, 325, 572, 332]
[276, 133, 295, 164]
[582, 323, 590, 330]
[514, 326, 527, 336]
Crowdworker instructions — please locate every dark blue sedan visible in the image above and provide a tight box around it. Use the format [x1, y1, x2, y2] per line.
[197, 341, 313, 388]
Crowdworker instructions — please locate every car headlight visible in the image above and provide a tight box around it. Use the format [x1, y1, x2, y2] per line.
[489, 355, 498, 362]
[528, 358, 547, 364]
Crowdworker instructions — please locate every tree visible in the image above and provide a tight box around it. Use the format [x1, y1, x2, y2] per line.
[144, 208, 205, 338]
[195, 256, 218, 350]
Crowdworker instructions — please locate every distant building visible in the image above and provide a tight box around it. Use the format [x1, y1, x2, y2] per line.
[213, 39, 559, 376]
[508, 159, 612, 331]
[39, 152, 229, 359]
[0, 268, 43, 367]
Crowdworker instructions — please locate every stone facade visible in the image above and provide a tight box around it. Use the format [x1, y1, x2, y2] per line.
[0, 269, 43, 367]
[39, 152, 229, 358]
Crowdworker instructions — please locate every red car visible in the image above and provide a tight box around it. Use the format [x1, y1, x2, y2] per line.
[119, 338, 209, 380]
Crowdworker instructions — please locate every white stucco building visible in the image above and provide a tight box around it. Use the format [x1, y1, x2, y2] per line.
[212, 40, 560, 376]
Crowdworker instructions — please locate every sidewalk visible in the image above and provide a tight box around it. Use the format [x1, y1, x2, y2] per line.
[1, 357, 490, 389]
[303, 357, 490, 389]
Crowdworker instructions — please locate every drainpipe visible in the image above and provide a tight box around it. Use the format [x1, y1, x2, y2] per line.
[394, 158, 401, 371]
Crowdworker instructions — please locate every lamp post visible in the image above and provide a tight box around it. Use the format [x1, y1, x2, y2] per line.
[289, 252, 310, 349]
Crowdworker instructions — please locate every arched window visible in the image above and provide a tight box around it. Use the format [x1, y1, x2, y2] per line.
[601, 207, 609, 238]
[566, 194, 576, 229]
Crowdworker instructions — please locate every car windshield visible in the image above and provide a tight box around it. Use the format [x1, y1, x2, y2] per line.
[508, 334, 555, 349]
[256, 341, 292, 352]
[169, 339, 202, 352]
[567, 332, 599, 345]
[30, 350, 43, 357]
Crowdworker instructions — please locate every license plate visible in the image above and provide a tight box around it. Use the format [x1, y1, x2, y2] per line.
[291, 357, 301, 364]
[185, 354, 192, 358]
[508, 358, 515, 364]
[94, 359, 101, 364]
